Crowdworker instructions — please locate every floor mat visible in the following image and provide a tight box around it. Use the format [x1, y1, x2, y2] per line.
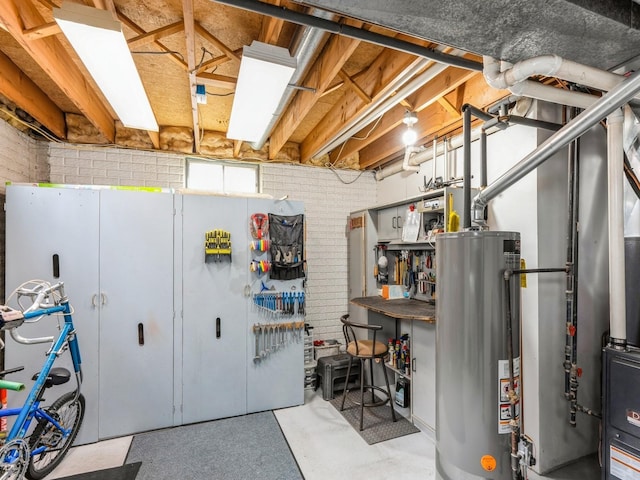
[329, 390, 420, 445]
[54, 462, 141, 480]
[125, 412, 302, 480]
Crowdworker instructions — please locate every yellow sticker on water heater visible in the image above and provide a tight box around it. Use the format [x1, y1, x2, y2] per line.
[480, 455, 497, 471]
[520, 259, 527, 288]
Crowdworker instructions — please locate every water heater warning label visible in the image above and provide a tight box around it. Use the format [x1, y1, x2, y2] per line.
[610, 445, 640, 479]
[498, 357, 520, 434]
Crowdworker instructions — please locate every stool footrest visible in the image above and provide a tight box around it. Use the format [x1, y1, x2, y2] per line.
[346, 385, 391, 408]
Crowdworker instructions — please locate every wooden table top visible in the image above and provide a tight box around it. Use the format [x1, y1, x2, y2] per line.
[350, 296, 436, 323]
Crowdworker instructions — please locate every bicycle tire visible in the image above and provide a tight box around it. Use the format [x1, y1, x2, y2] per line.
[26, 392, 85, 480]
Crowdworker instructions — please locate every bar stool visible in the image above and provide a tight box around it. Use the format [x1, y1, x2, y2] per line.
[339, 314, 397, 430]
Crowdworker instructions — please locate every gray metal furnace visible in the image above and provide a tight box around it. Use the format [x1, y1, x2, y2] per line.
[436, 231, 521, 480]
[601, 236, 640, 479]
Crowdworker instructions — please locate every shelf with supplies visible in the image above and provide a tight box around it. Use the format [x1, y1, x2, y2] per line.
[385, 363, 411, 381]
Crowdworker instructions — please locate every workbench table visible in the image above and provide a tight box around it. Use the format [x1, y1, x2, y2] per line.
[350, 296, 436, 323]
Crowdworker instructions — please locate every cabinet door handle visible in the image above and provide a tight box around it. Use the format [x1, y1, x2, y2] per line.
[101, 293, 108, 306]
[397, 216, 403, 228]
[216, 317, 221, 338]
[52, 254, 60, 278]
[392, 216, 397, 229]
[91, 294, 98, 308]
[412, 357, 416, 373]
[138, 323, 145, 346]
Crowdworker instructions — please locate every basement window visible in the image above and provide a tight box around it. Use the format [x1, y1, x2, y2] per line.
[185, 158, 259, 194]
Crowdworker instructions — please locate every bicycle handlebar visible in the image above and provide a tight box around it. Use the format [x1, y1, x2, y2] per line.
[8, 281, 68, 345]
[19, 282, 66, 314]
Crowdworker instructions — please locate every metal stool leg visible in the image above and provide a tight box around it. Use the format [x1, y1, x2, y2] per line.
[359, 358, 365, 431]
[340, 355, 354, 411]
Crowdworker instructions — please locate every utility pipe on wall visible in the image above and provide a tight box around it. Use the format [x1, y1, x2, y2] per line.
[471, 69, 640, 225]
[608, 108, 627, 348]
[564, 105, 581, 425]
[483, 56, 601, 110]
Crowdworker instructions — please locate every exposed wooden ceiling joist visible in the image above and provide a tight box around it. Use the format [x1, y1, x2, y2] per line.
[359, 75, 509, 168]
[300, 38, 425, 162]
[182, 0, 200, 152]
[194, 22, 241, 63]
[0, 0, 115, 141]
[196, 72, 237, 90]
[0, 50, 65, 138]
[118, 11, 188, 70]
[127, 21, 185, 49]
[329, 67, 478, 163]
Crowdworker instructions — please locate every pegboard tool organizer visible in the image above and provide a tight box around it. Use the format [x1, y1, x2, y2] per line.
[204, 229, 232, 262]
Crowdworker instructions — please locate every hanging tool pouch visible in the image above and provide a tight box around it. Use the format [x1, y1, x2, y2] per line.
[268, 213, 304, 280]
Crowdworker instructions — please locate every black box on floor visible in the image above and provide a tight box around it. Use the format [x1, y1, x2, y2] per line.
[316, 354, 360, 400]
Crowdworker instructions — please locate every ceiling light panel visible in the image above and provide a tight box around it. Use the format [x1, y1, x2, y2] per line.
[227, 41, 296, 143]
[53, 2, 158, 131]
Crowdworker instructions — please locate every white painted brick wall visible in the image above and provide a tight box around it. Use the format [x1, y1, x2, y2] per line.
[0, 121, 49, 302]
[48, 144, 185, 188]
[0, 120, 49, 193]
[47, 143, 377, 342]
[261, 164, 376, 341]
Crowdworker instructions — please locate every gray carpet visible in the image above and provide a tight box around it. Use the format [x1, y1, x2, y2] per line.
[330, 390, 420, 445]
[125, 412, 302, 480]
[56, 463, 141, 480]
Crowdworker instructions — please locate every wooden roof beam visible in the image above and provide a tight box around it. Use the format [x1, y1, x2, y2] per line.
[182, 0, 200, 153]
[337, 69, 371, 104]
[118, 11, 187, 70]
[259, 0, 284, 45]
[91, 0, 117, 18]
[0, 0, 115, 141]
[22, 21, 60, 40]
[0, 50, 65, 138]
[128, 21, 184, 49]
[358, 75, 509, 169]
[196, 72, 236, 90]
[196, 48, 242, 73]
[194, 22, 241, 63]
[268, 27, 361, 159]
[328, 67, 477, 163]
[300, 35, 427, 163]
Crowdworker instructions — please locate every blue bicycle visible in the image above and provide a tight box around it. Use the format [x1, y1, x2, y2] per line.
[0, 280, 85, 479]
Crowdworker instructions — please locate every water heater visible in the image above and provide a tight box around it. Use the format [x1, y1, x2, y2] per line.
[436, 231, 521, 479]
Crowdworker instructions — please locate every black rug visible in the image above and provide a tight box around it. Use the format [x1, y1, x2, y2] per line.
[329, 390, 420, 445]
[125, 411, 302, 480]
[55, 462, 141, 480]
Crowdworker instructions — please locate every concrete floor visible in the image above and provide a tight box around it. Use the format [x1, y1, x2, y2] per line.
[44, 388, 601, 479]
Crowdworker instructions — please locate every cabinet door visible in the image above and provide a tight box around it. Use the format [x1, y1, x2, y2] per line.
[5, 186, 100, 445]
[377, 207, 399, 241]
[411, 321, 436, 433]
[245, 199, 304, 413]
[98, 190, 175, 438]
[181, 195, 248, 424]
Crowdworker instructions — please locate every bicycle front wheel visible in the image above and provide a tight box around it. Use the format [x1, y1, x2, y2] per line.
[26, 392, 85, 480]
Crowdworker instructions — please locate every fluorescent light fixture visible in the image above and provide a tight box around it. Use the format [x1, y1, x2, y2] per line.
[227, 41, 296, 143]
[53, 2, 158, 132]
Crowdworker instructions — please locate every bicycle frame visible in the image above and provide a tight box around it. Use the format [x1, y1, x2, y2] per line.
[3, 299, 83, 446]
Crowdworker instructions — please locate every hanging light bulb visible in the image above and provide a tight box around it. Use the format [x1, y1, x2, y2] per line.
[402, 110, 418, 146]
[402, 127, 418, 146]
